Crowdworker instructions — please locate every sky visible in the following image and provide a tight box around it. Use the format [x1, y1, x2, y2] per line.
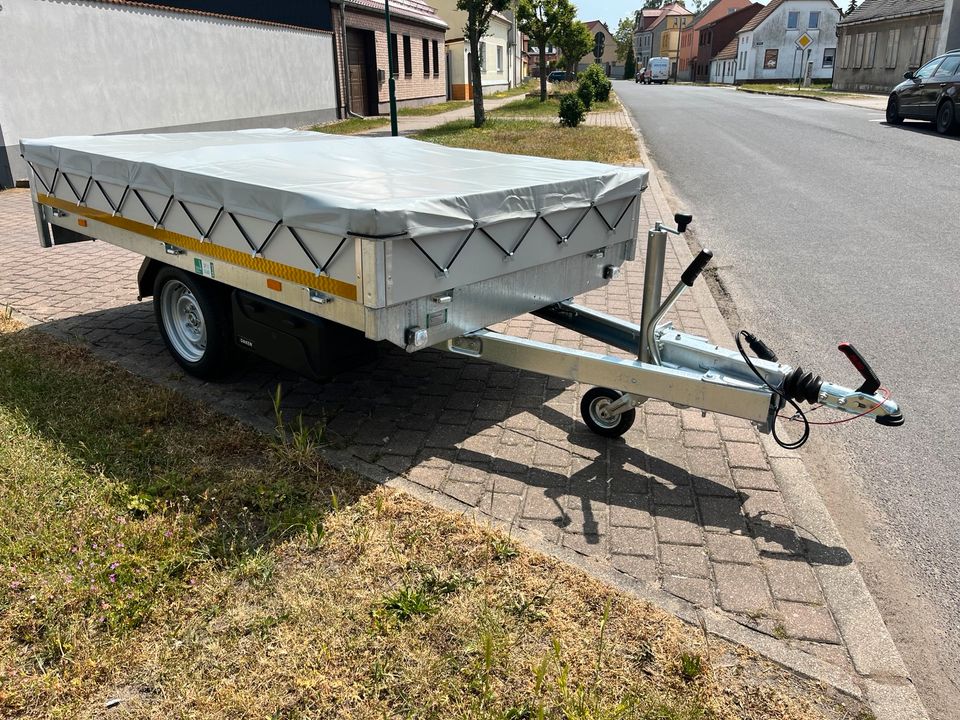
[571, 0, 641, 30]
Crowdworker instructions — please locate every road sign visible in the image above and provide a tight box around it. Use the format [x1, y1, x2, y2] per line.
[795, 32, 814, 50]
[594, 31, 604, 59]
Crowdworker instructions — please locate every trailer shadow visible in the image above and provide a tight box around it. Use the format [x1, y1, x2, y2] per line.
[28, 301, 851, 574]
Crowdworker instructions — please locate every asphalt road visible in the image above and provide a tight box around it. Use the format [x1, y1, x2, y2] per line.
[617, 81, 960, 715]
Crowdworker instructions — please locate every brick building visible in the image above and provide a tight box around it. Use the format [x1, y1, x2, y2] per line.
[694, 2, 764, 81]
[330, 0, 447, 116]
[677, 0, 754, 81]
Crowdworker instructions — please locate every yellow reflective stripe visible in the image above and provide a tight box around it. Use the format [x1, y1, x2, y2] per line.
[37, 193, 358, 302]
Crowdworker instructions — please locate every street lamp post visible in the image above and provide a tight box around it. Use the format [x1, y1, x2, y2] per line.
[384, 0, 399, 136]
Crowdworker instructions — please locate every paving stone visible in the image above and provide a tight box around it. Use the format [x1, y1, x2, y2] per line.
[725, 441, 769, 470]
[660, 543, 709, 578]
[562, 532, 605, 556]
[662, 575, 714, 608]
[764, 558, 824, 604]
[683, 430, 722, 449]
[653, 506, 703, 546]
[697, 496, 748, 534]
[406, 464, 448, 490]
[706, 533, 759, 565]
[742, 490, 791, 524]
[610, 526, 655, 557]
[646, 414, 681, 439]
[611, 553, 656, 579]
[609, 493, 652, 528]
[714, 563, 773, 614]
[680, 409, 716, 432]
[652, 478, 696, 506]
[691, 473, 738, 498]
[479, 492, 523, 522]
[732, 468, 780, 491]
[777, 601, 841, 644]
[521, 487, 565, 520]
[443, 481, 485, 507]
[518, 517, 561, 544]
[556, 506, 606, 536]
[720, 425, 759, 443]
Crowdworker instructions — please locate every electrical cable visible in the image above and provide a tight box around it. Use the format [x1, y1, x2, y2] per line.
[735, 330, 810, 449]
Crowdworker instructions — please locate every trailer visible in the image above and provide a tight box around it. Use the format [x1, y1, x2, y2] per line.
[20, 129, 902, 445]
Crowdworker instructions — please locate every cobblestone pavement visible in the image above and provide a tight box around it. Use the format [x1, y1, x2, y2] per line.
[0, 118, 859, 677]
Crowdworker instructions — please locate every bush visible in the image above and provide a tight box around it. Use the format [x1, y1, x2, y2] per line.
[575, 81, 593, 111]
[558, 94, 586, 127]
[579, 63, 612, 103]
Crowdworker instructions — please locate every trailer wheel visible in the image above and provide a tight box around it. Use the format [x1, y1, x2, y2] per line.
[580, 387, 636, 438]
[153, 267, 231, 380]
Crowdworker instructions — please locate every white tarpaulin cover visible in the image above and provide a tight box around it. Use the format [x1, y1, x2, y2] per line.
[21, 129, 648, 239]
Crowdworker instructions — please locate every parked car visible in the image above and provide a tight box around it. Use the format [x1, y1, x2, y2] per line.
[886, 49, 960, 134]
[646, 57, 670, 84]
[547, 70, 577, 83]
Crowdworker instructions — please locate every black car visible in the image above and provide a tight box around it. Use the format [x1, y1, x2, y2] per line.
[547, 70, 576, 83]
[886, 49, 960, 134]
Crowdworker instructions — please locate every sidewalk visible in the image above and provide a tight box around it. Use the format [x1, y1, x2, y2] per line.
[0, 99, 923, 719]
[737, 85, 888, 111]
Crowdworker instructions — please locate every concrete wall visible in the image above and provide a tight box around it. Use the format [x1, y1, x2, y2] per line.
[735, 0, 840, 82]
[833, 12, 944, 93]
[0, 0, 338, 187]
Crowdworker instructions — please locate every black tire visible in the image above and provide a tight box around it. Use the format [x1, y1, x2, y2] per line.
[936, 100, 957, 135]
[886, 96, 904, 125]
[580, 387, 636, 438]
[152, 266, 233, 380]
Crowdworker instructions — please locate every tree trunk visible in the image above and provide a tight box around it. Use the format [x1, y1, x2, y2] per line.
[539, 45, 547, 102]
[468, 24, 485, 127]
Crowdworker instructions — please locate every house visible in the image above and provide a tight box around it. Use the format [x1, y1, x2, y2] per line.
[724, 0, 841, 83]
[696, 3, 764, 82]
[577, 20, 622, 77]
[641, 3, 695, 79]
[330, 0, 447, 114]
[677, 0, 755, 81]
[710, 36, 741, 82]
[528, 44, 560, 77]
[0, 0, 338, 188]
[431, 0, 515, 98]
[833, 0, 944, 93]
[634, 8, 662, 66]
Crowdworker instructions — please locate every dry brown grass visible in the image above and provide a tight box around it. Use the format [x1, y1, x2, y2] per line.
[415, 120, 642, 165]
[0, 315, 864, 719]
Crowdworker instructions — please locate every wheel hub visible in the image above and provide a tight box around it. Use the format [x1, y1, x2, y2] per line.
[161, 281, 207, 363]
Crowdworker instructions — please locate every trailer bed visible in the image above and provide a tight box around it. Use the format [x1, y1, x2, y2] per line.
[23, 129, 647, 349]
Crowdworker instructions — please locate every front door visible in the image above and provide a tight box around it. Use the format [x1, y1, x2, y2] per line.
[901, 57, 941, 117]
[346, 30, 369, 116]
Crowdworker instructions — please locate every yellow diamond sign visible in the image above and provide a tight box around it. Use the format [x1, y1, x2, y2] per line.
[796, 32, 814, 49]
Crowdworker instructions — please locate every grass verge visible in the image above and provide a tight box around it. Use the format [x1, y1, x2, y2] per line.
[0, 316, 864, 718]
[398, 100, 472, 117]
[312, 117, 390, 135]
[415, 119, 641, 165]
[484, 81, 538, 99]
[737, 84, 859, 100]
[490, 96, 619, 118]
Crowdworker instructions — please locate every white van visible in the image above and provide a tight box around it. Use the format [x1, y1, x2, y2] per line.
[646, 57, 670, 84]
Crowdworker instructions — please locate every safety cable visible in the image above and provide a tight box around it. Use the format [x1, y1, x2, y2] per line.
[735, 330, 810, 449]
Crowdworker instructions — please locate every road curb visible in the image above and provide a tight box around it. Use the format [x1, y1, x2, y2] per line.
[736, 87, 829, 102]
[619, 100, 928, 720]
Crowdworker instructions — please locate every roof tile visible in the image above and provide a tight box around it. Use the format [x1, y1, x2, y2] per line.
[840, 0, 944, 25]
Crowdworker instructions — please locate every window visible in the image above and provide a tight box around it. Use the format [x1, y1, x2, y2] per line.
[497, 45, 503, 72]
[432, 40, 439, 76]
[739, 50, 746, 70]
[923, 23, 939, 63]
[853, 33, 864, 68]
[479, 41, 486, 71]
[914, 57, 942, 79]
[932, 55, 960, 78]
[864, 32, 877, 68]
[885, 28, 900, 68]
[787, 11, 799, 29]
[403, 35, 412, 76]
[422, 38, 430, 77]
[822, 47, 835, 68]
[808, 11, 820, 29]
[909, 25, 926, 66]
[763, 49, 778, 69]
[390, 33, 399, 76]
[840, 34, 851, 68]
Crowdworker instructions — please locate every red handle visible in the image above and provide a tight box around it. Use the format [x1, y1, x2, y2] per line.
[838, 343, 881, 395]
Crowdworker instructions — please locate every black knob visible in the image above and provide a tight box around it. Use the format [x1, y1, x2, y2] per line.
[680, 248, 713, 287]
[674, 213, 693, 233]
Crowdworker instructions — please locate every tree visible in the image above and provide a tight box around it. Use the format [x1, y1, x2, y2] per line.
[457, 0, 511, 127]
[643, 0, 663, 9]
[623, 44, 636, 79]
[518, 0, 576, 102]
[613, 17, 634, 63]
[555, 19, 592, 73]
[844, 0, 857, 16]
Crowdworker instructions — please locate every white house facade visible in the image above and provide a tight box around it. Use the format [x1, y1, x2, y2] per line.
[731, 0, 841, 82]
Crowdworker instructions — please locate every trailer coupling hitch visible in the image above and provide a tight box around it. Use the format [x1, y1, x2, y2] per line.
[780, 343, 904, 427]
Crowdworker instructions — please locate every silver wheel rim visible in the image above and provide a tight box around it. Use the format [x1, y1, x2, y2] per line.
[160, 280, 206, 363]
[588, 396, 620, 430]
